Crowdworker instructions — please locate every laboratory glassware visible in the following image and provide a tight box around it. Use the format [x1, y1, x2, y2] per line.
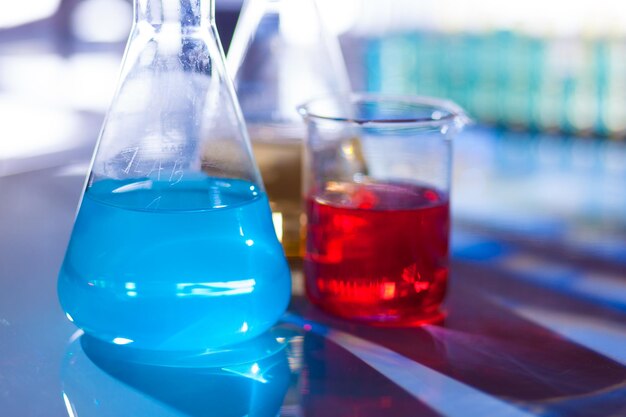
[227, 0, 351, 258]
[58, 0, 291, 352]
[299, 94, 467, 325]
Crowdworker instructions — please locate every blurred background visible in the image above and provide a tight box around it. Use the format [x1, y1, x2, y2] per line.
[1, 0, 624, 258]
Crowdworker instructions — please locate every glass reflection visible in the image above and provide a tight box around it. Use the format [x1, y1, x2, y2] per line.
[61, 327, 298, 417]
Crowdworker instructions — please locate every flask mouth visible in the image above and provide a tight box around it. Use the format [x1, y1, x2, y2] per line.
[298, 93, 471, 129]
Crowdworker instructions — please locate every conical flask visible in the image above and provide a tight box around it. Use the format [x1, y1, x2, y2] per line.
[227, 0, 351, 258]
[58, 0, 291, 352]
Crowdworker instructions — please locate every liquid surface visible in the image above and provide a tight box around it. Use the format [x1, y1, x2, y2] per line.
[305, 181, 449, 324]
[58, 177, 291, 351]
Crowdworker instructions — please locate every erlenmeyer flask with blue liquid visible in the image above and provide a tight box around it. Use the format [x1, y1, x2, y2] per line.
[58, 0, 291, 352]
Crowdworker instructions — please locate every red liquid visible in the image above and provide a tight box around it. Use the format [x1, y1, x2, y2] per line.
[305, 181, 449, 325]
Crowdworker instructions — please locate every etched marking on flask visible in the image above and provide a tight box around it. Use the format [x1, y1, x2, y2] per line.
[121, 147, 139, 174]
[146, 160, 164, 180]
[145, 196, 162, 210]
[169, 159, 185, 185]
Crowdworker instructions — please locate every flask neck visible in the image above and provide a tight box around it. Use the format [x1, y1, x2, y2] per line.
[136, 0, 214, 26]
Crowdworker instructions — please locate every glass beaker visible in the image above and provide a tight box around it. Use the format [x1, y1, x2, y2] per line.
[58, 0, 291, 352]
[298, 94, 468, 325]
[227, 0, 351, 258]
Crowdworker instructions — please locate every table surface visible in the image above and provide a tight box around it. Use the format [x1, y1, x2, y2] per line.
[2, 128, 626, 417]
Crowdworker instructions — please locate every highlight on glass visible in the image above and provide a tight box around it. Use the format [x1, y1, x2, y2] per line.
[298, 94, 468, 325]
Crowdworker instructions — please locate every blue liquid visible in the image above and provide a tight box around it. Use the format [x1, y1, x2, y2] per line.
[58, 177, 291, 351]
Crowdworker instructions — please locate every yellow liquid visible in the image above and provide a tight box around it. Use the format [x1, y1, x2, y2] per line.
[252, 138, 303, 258]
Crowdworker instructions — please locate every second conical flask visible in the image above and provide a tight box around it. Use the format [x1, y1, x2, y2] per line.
[58, 0, 291, 352]
[227, 0, 351, 258]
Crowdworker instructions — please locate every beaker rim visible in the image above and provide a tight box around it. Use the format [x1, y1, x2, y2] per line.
[297, 93, 470, 128]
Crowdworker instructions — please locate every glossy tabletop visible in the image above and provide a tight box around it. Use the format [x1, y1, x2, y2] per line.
[2, 125, 626, 416]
